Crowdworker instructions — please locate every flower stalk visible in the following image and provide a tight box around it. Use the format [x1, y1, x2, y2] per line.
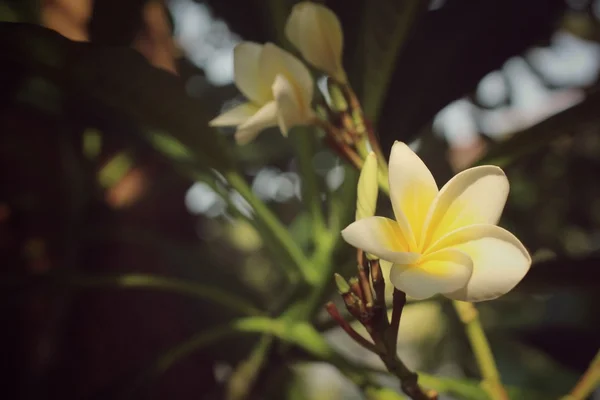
[453, 301, 509, 400]
[327, 257, 437, 400]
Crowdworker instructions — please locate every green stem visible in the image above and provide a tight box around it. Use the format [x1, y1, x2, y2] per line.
[224, 170, 317, 284]
[560, 350, 600, 400]
[150, 315, 495, 400]
[226, 335, 274, 400]
[453, 301, 508, 400]
[291, 130, 327, 244]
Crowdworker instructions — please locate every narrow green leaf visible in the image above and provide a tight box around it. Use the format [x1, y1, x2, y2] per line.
[4, 272, 264, 316]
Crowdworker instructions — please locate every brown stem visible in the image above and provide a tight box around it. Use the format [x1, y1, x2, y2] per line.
[357, 263, 374, 309]
[381, 354, 438, 400]
[323, 133, 363, 170]
[341, 291, 363, 320]
[325, 302, 379, 353]
[389, 289, 406, 354]
[370, 259, 386, 308]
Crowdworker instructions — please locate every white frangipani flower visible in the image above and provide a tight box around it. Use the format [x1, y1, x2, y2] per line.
[285, 2, 347, 83]
[209, 42, 315, 144]
[342, 141, 531, 302]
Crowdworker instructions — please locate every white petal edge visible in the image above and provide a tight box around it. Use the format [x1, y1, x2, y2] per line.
[422, 165, 509, 248]
[341, 217, 419, 265]
[209, 102, 259, 127]
[258, 43, 314, 112]
[234, 101, 278, 145]
[389, 248, 473, 300]
[431, 224, 532, 302]
[388, 141, 439, 251]
[285, 2, 347, 83]
[234, 43, 271, 104]
[272, 75, 313, 136]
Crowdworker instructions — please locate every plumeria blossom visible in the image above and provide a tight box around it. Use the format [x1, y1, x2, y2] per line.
[285, 2, 347, 83]
[209, 42, 315, 144]
[342, 141, 531, 302]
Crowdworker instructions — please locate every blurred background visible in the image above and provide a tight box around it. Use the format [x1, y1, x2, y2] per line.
[1, 0, 599, 399]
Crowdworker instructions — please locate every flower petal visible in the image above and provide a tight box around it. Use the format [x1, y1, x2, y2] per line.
[234, 101, 278, 145]
[272, 75, 314, 136]
[285, 2, 347, 83]
[430, 224, 531, 302]
[389, 249, 473, 300]
[234, 42, 271, 104]
[388, 141, 439, 251]
[341, 217, 419, 264]
[259, 43, 314, 112]
[209, 102, 259, 127]
[422, 166, 509, 249]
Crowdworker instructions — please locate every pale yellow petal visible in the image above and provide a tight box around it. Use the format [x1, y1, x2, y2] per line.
[428, 224, 531, 302]
[272, 75, 314, 136]
[234, 101, 278, 145]
[234, 42, 271, 104]
[422, 166, 509, 249]
[259, 43, 314, 112]
[285, 2, 347, 83]
[341, 217, 419, 264]
[389, 249, 473, 300]
[356, 152, 378, 220]
[388, 141, 439, 251]
[209, 102, 259, 127]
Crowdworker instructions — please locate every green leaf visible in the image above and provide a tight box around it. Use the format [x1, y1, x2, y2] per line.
[475, 89, 600, 168]
[0, 22, 234, 172]
[354, 0, 428, 122]
[4, 272, 263, 316]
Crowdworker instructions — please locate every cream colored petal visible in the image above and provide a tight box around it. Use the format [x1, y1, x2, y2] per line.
[234, 42, 271, 104]
[422, 166, 509, 249]
[356, 152, 378, 221]
[429, 224, 531, 302]
[389, 249, 473, 300]
[341, 217, 419, 264]
[388, 141, 439, 251]
[272, 75, 314, 136]
[234, 101, 278, 145]
[209, 102, 259, 127]
[285, 2, 347, 83]
[258, 43, 314, 111]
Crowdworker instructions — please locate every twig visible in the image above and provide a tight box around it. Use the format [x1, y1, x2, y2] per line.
[370, 259, 386, 308]
[388, 289, 406, 355]
[325, 302, 379, 353]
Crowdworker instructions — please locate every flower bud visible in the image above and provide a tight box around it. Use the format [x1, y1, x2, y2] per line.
[356, 152, 378, 221]
[285, 2, 347, 83]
